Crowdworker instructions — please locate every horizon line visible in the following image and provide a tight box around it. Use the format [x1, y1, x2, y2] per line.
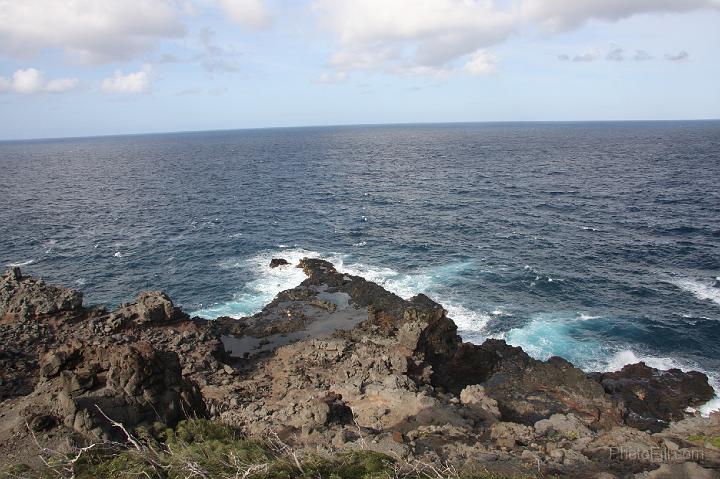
[2, 117, 719, 143]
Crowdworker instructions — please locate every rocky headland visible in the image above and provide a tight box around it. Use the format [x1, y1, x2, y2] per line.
[0, 260, 719, 479]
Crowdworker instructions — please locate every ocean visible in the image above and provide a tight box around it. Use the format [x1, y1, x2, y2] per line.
[2, 121, 719, 412]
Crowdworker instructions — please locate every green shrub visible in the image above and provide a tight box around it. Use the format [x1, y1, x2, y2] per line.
[8, 419, 540, 479]
[74, 451, 159, 479]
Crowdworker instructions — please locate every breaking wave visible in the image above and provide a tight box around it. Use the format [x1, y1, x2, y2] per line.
[192, 247, 491, 338]
[501, 315, 720, 415]
[667, 276, 720, 306]
[191, 247, 719, 415]
[5, 259, 35, 267]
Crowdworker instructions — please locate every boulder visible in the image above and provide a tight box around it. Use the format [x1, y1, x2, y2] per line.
[100, 291, 186, 332]
[459, 384, 500, 422]
[437, 340, 623, 430]
[134, 291, 180, 324]
[39, 341, 83, 379]
[534, 413, 593, 439]
[590, 362, 715, 432]
[269, 258, 290, 268]
[28, 342, 205, 440]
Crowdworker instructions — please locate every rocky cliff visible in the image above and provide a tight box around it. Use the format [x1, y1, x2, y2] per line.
[0, 261, 718, 479]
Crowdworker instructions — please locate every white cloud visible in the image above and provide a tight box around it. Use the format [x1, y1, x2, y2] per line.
[217, 0, 272, 29]
[314, 0, 515, 76]
[197, 28, 242, 72]
[0, 0, 275, 63]
[101, 65, 153, 94]
[558, 45, 653, 63]
[572, 51, 600, 62]
[463, 50, 497, 76]
[0, 68, 80, 94]
[0, 0, 186, 63]
[314, 0, 719, 78]
[522, 0, 720, 32]
[632, 50, 654, 61]
[317, 71, 348, 84]
[557, 48, 602, 63]
[558, 45, 691, 65]
[665, 50, 690, 62]
[606, 45, 624, 62]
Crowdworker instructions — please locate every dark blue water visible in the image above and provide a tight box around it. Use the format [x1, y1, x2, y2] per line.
[2, 122, 719, 409]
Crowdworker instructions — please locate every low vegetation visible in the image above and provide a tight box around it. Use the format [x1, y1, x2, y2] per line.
[0, 420, 538, 479]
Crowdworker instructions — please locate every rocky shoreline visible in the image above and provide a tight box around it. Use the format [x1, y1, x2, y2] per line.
[1, 260, 719, 478]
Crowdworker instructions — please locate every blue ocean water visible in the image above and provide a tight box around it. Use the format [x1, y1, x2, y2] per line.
[2, 121, 719, 411]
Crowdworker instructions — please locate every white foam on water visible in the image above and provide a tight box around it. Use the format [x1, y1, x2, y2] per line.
[6, 259, 35, 267]
[192, 247, 493, 340]
[668, 276, 720, 306]
[504, 314, 720, 417]
[333, 257, 493, 337]
[446, 304, 491, 334]
[603, 349, 720, 417]
[194, 248, 325, 318]
[604, 350, 680, 372]
[503, 313, 603, 365]
[193, 247, 720, 415]
[113, 251, 122, 258]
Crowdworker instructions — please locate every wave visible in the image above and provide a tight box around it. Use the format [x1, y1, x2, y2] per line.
[500, 313, 606, 367]
[191, 248, 492, 340]
[6, 259, 35, 267]
[191, 248, 720, 415]
[193, 248, 322, 318]
[668, 276, 720, 306]
[501, 314, 719, 415]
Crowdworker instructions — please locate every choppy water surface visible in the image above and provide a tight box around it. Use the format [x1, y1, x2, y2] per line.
[2, 122, 719, 411]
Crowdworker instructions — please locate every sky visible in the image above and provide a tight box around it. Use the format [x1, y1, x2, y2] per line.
[0, 0, 719, 140]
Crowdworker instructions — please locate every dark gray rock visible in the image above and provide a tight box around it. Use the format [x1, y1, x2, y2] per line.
[0, 268, 83, 318]
[590, 362, 715, 432]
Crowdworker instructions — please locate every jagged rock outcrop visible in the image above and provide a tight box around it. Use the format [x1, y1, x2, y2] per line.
[96, 291, 187, 334]
[269, 258, 290, 268]
[0, 264, 718, 479]
[26, 341, 206, 441]
[436, 340, 624, 430]
[0, 267, 82, 319]
[590, 362, 715, 432]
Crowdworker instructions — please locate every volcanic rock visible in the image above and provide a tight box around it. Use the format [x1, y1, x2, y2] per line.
[437, 340, 624, 430]
[590, 362, 715, 432]
[460, 384, 501, 422]
[0, 263, 718, 479]
[30, 341, 205, 440]
[0, 267, 83, 319]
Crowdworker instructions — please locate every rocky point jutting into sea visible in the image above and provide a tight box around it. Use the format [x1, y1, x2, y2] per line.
[0, 260, 719, 479]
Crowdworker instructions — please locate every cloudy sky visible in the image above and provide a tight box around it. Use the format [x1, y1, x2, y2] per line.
[0, 0, 719, 140]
